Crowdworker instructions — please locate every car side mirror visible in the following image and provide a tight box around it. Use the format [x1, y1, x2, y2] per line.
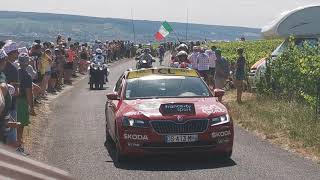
[214, 89, 225, 97]
[106, 92, 119, 100]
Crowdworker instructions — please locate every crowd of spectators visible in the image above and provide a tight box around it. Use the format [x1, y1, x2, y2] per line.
[170, 41, 246, 102]
[0, 36, 134, 156]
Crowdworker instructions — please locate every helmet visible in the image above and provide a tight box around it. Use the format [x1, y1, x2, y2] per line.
[177, 43, 188, 52]
[95, 48, 102, 54]
[176, 50, 188, 57]
[144, 48, 151, 53]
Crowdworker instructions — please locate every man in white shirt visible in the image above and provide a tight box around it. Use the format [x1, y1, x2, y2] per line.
[205, 46, 217, 85]
[188, 46, 200, 70]
[197, 47, 210, 81]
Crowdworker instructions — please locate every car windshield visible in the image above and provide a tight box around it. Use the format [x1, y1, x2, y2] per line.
[271, 38, 319, 57]
[125, 76, 212, 99]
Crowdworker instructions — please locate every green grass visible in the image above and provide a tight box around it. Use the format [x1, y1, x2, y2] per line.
[225, 91, 320, 161]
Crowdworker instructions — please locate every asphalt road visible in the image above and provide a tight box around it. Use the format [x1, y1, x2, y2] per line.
[33, 58, 320, 180]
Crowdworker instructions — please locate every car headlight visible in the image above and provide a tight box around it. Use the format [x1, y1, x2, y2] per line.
[122, 117, 150, 128]
[211, 114, 230, 126]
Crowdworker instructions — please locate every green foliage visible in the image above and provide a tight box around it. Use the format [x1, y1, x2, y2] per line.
[270, 38, 320, 108]
[212, 38, 320, 115]
[208, 39, 282, 67]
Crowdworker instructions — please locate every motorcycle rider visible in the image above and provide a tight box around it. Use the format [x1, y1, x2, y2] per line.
[91, 48, 109, 82]
[171, 51, 191, 68]
[159, 45, 165, 65]
[136, 48, 154, 67]
[92, 48, 105, 64]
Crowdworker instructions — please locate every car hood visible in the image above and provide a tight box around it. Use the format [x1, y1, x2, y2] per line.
[120, 97, 228, 120]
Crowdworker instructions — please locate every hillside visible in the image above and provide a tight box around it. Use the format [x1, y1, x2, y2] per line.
[0, 11, 261, 43]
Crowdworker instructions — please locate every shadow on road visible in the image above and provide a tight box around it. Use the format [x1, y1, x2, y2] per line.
[105, 141, 236, 171]
[87, 87, 109, 91]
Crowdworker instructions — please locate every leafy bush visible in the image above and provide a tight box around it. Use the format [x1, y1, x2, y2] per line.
[209, 39, 282, 67]
[269, 38, 320, 108]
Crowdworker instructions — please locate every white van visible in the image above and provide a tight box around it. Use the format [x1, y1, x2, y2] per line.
[248, 5, 320, 89]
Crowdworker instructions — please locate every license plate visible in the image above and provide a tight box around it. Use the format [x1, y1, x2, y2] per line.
[165, 134, 198, 143]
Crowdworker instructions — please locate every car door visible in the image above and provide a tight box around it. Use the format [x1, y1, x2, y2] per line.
[107, 75, 124, 139]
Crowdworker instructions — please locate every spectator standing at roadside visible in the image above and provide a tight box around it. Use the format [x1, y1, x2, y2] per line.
[3, 41, 19, 130]
[54, 48, 64, 89]
[234, 48, 246, 103]
[188, 46, 199, 70]
[72, 43, 80, 78]
[0, 49, 10, 144]
[197, 47, 210, 81]
[39, 49, 52, 97]
[64, 44, 75, 85]
[66, 37, 72, 48]
[16, 53, 35, 155]
[215, 49, 230, 90]
[79, 47, 89, 74]
[205, 46, 217, 85]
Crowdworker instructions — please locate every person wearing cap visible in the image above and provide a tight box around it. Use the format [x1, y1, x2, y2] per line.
[3, 41, 20, 127]
[16, 53, 36, 155]
[235, 48, 246, 103]
[0, 49, 21, 147]
[215, 49, 230, 101]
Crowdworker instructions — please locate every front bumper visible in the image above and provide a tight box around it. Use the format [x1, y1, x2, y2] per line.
[117, 122, 234, 156]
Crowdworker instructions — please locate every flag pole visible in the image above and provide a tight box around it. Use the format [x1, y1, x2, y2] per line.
[172, 30, 181, 43]
[186, 8, 189, 41]
[131, 8, 136, 43]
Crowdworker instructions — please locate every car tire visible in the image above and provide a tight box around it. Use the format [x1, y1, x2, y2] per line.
[95, 83, 99, 89]
[220, 150, 232, 160]
[89, 83, 93, 90]
[105, 121, 113, 143]
[114, 142, 127, 164]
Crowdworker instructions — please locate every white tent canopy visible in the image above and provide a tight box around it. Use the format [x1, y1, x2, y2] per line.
[262, 5, 320, 39]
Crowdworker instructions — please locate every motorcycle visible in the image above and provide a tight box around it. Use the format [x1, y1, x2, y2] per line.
[135, 57, 155, 69]
[88, 62, 110, 90]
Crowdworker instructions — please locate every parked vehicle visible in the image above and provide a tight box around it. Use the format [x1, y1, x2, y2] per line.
[248, 5, 320, 89]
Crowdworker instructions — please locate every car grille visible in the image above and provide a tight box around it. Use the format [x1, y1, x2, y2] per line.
[151, 119, 209, 134]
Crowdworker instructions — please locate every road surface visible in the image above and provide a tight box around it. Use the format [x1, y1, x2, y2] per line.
[31, 58, 320, 180]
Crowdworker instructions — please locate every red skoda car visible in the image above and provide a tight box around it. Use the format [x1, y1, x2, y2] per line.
[105, 68, 234, 162]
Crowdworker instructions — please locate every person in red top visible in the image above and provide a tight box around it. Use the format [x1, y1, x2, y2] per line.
[64, 44, 75, 85]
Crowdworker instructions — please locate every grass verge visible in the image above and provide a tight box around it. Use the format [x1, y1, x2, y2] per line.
[224, 90, 320, 163]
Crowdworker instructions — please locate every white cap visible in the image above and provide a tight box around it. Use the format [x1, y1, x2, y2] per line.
[7, 84, 15, 96]
[3, 41, 18, 54]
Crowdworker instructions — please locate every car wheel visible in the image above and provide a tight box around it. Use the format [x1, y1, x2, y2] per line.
[114, 142, 127, 163]
[89, 83, 93, 90]
[95, 83, 99, 89]
[220, 150, 232, 160]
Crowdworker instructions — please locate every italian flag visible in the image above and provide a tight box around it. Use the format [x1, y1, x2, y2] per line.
[155, 21, 173, 41]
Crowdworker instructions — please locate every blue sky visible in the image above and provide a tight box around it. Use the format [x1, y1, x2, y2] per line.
[1, 0, 320, 28]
